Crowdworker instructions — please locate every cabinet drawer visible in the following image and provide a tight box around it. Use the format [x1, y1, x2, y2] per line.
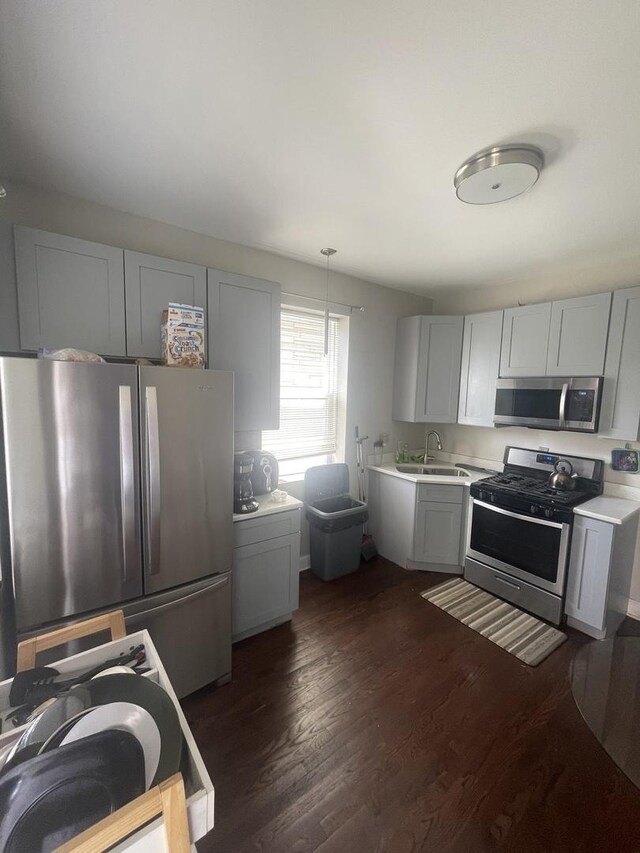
[417, 484, 463, 504]
[464, 557, 563, 625]
[234, 508, 301, 547]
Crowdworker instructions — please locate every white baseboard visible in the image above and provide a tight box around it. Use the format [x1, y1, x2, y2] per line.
[626, 599, 640, 620]
[299, 554, 311, 572]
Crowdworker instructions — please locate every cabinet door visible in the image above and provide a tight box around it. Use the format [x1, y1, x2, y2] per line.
[125, 251, 206, 358]
[458, 310, 503, 426]
[500, 303, 551, 377]
[565, 516, 613, 630]
[368, 471, 417, 568]
[599, 286, 640, 440]
[14, 226, 126, 355]
[392, 316, 422, 422]
[232, 532, 300, 639]
[208, 269, 280, 431]
[414, 501, 462, 565]
[546, 293, 612, 376]
[415, 316, 464, 423]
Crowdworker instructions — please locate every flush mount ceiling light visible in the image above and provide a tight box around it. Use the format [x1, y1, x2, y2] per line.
[454, 144, 544, 204]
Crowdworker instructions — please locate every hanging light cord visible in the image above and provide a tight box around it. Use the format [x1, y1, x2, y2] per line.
[320, 247, 337, 355]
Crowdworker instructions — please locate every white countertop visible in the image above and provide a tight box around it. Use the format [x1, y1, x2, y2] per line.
[367, 463, 489, 486]
[573, 496, 640, 525]
[233, 492, 303, 522]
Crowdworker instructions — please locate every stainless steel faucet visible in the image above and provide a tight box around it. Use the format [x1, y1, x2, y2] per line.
[425, 430, 443, 461]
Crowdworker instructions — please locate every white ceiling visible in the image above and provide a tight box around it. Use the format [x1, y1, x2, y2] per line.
[1, 1, 640, 294]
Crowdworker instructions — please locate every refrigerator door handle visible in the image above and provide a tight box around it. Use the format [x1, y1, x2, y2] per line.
[145, 386, 161, 576]
[127, 574, 229, 620]
[118, 385, 136, 583]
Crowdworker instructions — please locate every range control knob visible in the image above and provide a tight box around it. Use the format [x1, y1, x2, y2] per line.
[530, 505, 538, 515]
[478, 490, 486, 502]
[544, 508, 553, 519]
[490, 494, 496, 503]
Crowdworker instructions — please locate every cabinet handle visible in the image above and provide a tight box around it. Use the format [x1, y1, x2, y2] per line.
[493, 575, 521, 591]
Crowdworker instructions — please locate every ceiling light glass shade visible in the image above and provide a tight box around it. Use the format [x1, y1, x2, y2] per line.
[454, 145, 544, 204]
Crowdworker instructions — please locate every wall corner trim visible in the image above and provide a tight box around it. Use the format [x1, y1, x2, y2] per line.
[626, 598, 640, 621]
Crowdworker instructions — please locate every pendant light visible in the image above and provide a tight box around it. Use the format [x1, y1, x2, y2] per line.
[454, 144, 543, 204]
[320, 247, 337, 355]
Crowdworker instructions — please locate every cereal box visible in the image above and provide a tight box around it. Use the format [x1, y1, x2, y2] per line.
[161, 303, 206, 368]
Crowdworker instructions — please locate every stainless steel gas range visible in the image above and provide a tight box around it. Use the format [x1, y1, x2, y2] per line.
[464, 446, 604, 625]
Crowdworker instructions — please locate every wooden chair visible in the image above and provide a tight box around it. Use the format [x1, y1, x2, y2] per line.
[16, 609, 127, 672]
[55, 772, 191, 852]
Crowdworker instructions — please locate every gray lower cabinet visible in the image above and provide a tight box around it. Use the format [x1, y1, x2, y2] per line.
[500, 302, 551, 377]
[565, 512, 638, 639]
[458, 310, 503, 427]
[14, 226, 126, 356]
[368, 471, 464, 573]
[232, 509, 300, 641]
[392, 315, 464, 423]
[599, 285, 640, 441]
[124, 250, 206, 359]
[546, 292, 612, 376]
[413, 500, 463, 565]
[208, 269, 281, 431]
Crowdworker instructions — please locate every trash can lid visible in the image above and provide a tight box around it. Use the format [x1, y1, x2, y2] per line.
[304, 463, 350, 503]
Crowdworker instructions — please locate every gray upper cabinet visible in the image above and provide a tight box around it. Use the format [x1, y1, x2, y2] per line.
[546, 292, 612, 376]
[393, 315, 463, 423]
[208, 269, 280, 431]
[500, 302, 551, 377]
[458, 310, 503, 427]
[14, 226, 126, 356]
[599, 286, 640, 440]
[124, 251, 206, 359]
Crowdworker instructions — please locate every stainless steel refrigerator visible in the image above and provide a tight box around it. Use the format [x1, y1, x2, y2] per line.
[0, 356, 234, 697]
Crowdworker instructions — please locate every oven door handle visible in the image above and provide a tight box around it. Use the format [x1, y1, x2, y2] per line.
[472, 499, 566, 530]
[559, 382, 569, 429]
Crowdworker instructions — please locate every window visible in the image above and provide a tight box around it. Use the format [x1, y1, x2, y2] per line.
[262, 306, 343, 477]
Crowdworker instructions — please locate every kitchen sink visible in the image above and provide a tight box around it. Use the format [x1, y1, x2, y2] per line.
[395, 464, 471, 477]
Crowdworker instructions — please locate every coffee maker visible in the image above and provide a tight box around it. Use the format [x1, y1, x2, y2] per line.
[234, 452, 259, 514]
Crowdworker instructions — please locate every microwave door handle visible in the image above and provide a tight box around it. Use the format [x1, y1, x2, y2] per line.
[559, 382, 569, 429]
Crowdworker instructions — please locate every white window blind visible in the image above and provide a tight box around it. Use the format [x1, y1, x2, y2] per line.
[262, 307, 339, 462]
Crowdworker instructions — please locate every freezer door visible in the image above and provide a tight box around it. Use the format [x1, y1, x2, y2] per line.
[124, 573, 231, 698]
[0, 358, 142, 632]
[139, 366, 234, 593]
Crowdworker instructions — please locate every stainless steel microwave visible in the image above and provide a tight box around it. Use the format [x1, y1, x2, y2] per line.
[493, 377, 602, 432]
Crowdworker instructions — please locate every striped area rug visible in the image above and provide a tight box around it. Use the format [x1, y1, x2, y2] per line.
[421, 578, 567, 666]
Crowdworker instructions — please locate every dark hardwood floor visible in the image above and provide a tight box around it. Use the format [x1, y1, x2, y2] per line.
[184, 559, 640, 853]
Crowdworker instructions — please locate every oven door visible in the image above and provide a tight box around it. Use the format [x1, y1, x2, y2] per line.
[466, 499, 571, 596]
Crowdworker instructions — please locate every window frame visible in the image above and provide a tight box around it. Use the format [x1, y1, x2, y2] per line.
[262, 304, 348, 479]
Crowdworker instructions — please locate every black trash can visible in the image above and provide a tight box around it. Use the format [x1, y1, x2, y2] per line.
[305, 463, 368, 581]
